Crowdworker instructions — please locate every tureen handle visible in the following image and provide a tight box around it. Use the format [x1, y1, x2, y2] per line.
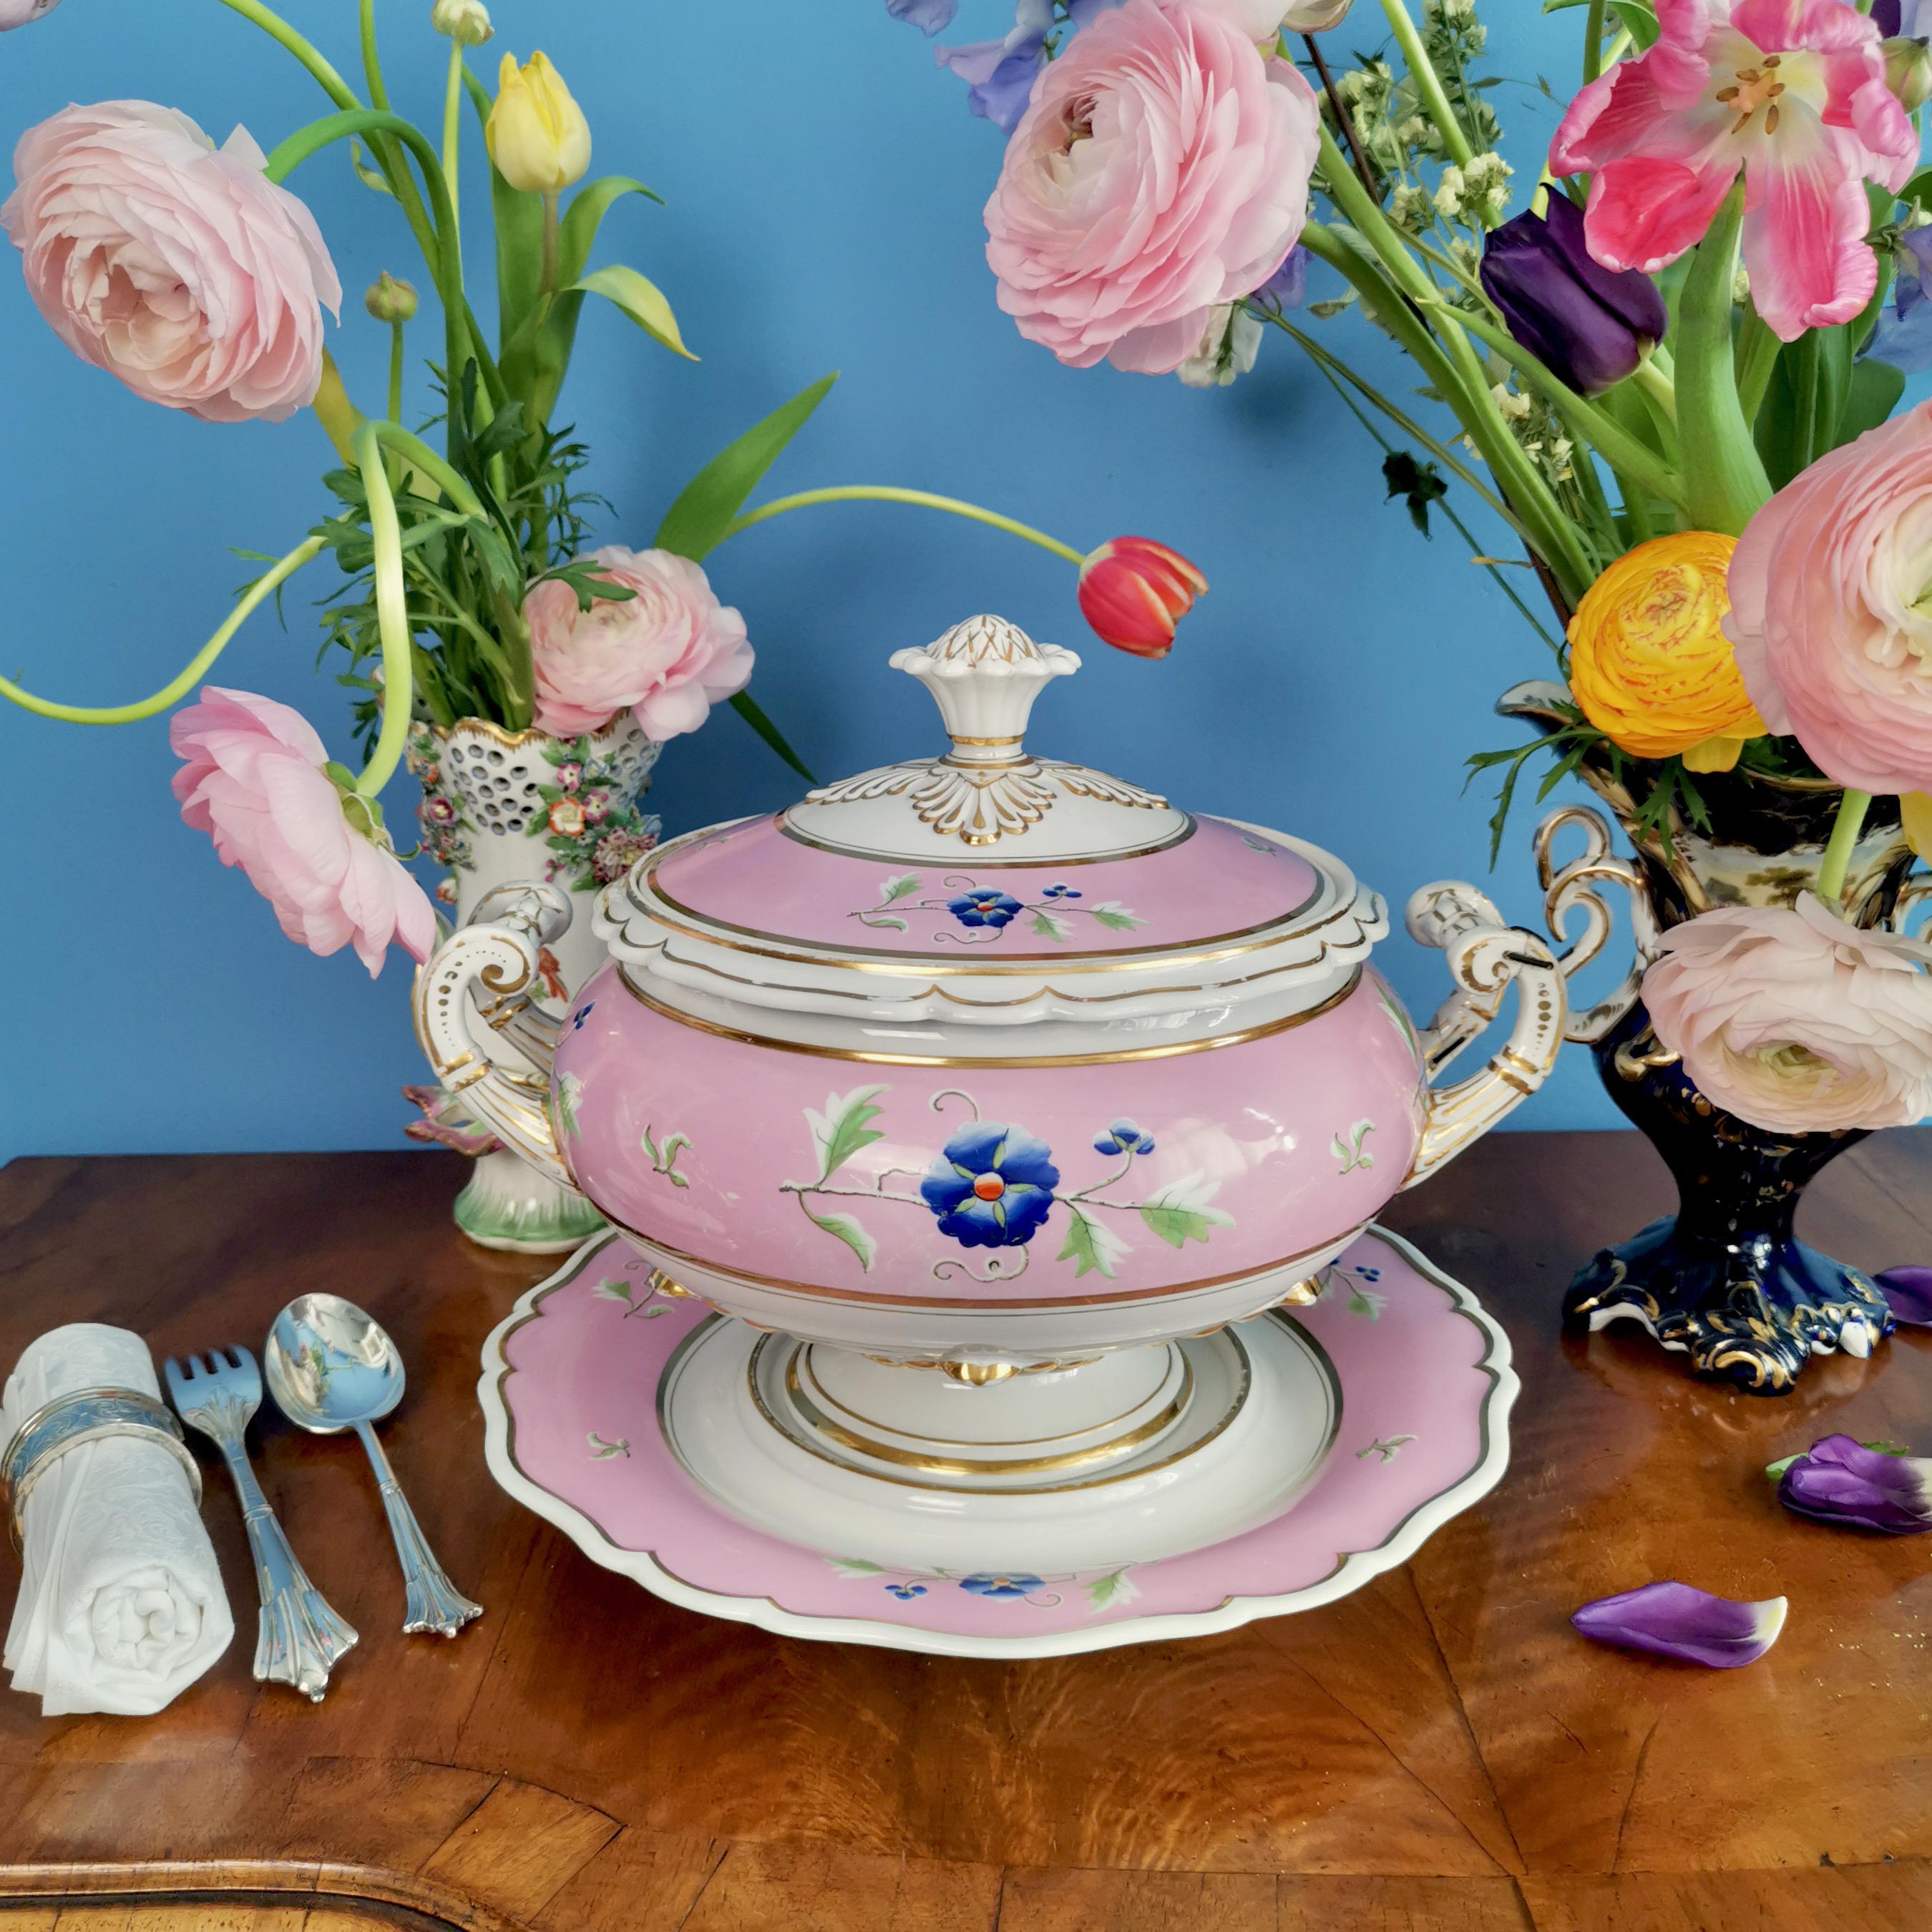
[1400, 882, 1566, 1189]
[413, 882, 580, 1195]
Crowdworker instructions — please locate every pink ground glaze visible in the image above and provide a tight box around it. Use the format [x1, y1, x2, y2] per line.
[490, 1226, 1506, 1640]
[645, 814, 1322, 956]
[553, 965, 1425, 1304]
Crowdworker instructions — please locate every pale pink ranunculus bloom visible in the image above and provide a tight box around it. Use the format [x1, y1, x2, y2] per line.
[171, 688, 436, 977]
[0, 0, 62, 29]
[1724, 401, 1932, 795]
[984, 0, 1320, 375]
[1642, 894, 1932, 1135]
[4, 102, 341, 421]
[526, 547, 753, 741]
[1548, 0, 1916, 343]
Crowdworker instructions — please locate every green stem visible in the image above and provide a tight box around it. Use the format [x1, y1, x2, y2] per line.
[352, 423, 416, 798]
[722, 487, 1086, 565]
[358, 0, 388, 107]
[540, 192, 560, 296]
[1735, 303, 1781, 426]
[369, 423, 487, 516]
[1676, 184, 1774, 535]
[1628, 357, 1677, 425]
[388, 321, 406, 430]
[0, 537, 325, 723]
[1816, 790, 1873, 907]
[442, 42, 466, 259]
[1583, 0, 1607, 83]
[1377, 0, 1475, 168]
[216, 0, 358, 108]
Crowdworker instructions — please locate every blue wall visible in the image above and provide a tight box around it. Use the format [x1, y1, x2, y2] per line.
[6, 1, 1632, 1160]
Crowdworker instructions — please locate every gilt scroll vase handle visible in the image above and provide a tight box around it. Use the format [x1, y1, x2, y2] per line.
[414, 880, 580, 1195]
[1400, 881, 1567, 1190]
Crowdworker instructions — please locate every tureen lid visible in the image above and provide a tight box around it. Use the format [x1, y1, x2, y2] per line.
[594, 616, 1387, 1047]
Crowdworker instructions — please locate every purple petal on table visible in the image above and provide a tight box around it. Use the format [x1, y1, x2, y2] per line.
[1777, 1435, 1932, 1537]
[1875, 1266, 1932, 1326]
[1571, 1581, 1787, 1669]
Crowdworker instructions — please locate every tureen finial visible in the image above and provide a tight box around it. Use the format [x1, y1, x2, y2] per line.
[889, 615, 1080, 764]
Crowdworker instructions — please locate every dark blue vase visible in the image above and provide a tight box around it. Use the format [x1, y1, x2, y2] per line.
[1563, 1003, 1895, 1394]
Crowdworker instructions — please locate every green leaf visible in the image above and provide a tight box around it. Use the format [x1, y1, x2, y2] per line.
[879, 873, 921, 904]
[558, 176, 664, 289]
[729, 689, 815, 785]
[809, 1211, 877, 1272]
[1608, 0, 1659, 49]
[1088, 904, 1144, 932]
[655, 372, 839, 562]
[1347, 1287, 1385, 1319]
[1840, 357, 1906, 446]
[570, 263, 695, 361]
[826, 1557, 884, 1577]
[1057, 1206, 1119, 1280]
[1141, 1204, 1219, 1249]
[1083, 1568, 1140, 1611]
[1030, 909, 1070, 942]
[349, 139, 394, 197]
[814, 1087, 888, 1182]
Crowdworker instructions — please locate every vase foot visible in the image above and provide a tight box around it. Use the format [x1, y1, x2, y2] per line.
[454, 1149, 606, 1254]
[1565, 1216, 1893, 1394]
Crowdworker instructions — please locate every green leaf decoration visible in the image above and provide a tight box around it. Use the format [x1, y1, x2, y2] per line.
[1030, 909, 1071, 942]
[1088, 903, 1144, 932]
[728, 688, 815, 785]
[1347, 1287, 1385, 1319]
[1141, 1202, 1221, 1249]
[590, 1279, 633, 1304]
[879, 873, 922, 904]
[826, 1557, 885, 1577]
[854, 913, 909, 932]
[811, 1086, 889, 1182]
[571, 263, 696, 361]
[654, 372, 839, 562]
[1083, 1568, 1140, 1611]
[558, 175, 664, 290]
[809, 1211, 878, 1272]
[1057, 1206, 1118, 1280]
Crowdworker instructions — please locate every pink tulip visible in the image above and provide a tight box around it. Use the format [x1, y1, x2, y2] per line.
[527, 547, 753, 741]
[4, 102, 341, 421]
[984, 0, 1319, 374]
[1548, 0, 1916, 343]
[171, 689, 436, 977]
[1724, 400, 1932, 794]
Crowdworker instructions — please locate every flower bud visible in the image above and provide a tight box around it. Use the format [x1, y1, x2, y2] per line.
[364, 271, 419, 324]
[1883, 35, 1932, 114]
[1077, 537, 1207, 660]
[431, 0, 493, 46]
[487, 51, 591, 195]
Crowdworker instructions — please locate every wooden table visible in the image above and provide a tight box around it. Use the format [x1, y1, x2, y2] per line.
[1, 1136, 1928, 1931]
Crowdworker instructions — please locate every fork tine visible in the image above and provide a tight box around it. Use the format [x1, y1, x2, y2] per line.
[231, 1345, 257, 1372]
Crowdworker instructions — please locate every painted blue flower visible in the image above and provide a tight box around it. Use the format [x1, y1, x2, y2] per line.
[1093, 1118, 1155, 1157]
[568, 1002, 595, 1031]
[947, 887, 1025, 930]
[920, 1121, 1059, 1249]
[886, 1580, 930, 1599]
[960, 1573, 1045, 1599]
[1041, 882, 1082, 900]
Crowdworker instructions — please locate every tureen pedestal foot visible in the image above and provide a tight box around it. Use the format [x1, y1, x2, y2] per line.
[659, 1316, 1340, 1576]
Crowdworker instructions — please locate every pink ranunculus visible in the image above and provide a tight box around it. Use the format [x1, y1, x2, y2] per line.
[1724, 400, 1932, 794]
[171, 688, 436, 977]
[526, 547, 753, 741]
[984, 0, 1320, 374]
[4, 102, 341, 421]
[1642, 894, 1932, 1134]
[1548, 0, 1916, 343]
[0, 0, 62, 27]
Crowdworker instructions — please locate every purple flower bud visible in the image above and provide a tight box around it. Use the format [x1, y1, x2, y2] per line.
[1478, 190, 1669, 396]
[1875, 1264, 1932, 1326]
[1571, 1581, 1787, 1669]
[1775, 1435, 1932, 1536]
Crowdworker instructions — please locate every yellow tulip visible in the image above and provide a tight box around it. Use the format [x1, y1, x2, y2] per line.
[487, 52, 590, 195]
[1567, 532, 1767, 770]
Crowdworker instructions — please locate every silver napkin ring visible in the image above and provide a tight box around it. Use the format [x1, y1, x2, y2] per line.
[1, 1387, 203, 1546]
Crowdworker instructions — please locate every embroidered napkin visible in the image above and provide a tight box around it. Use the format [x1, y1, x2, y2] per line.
[3, 1323, 233, 1715]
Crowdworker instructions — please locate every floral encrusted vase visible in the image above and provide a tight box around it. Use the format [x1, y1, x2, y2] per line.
[406, 715, 662, 1252]
[1510, 683, 1921, 1394]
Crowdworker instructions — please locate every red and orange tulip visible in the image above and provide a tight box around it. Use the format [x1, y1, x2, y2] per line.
[1076, 537, 1206, 660]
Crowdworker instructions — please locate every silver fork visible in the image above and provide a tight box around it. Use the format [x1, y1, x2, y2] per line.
[165, 1346, 358, 1702]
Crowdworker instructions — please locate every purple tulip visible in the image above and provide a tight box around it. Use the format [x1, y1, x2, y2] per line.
[1774, 1435, 1932, 1536]
[1571, 1581, 1787, 1669]
[886, 0, 958, 33]
[1874, 1264, 1932, 1326]
[1873, 0, 1932, 35]
[1478, 190, 1669, 396]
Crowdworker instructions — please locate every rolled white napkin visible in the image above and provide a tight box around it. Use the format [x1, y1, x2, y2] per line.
[3, 1323, 233, 1715]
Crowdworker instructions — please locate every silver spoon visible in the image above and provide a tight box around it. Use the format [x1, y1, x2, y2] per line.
[264, 1294, 483, 1639]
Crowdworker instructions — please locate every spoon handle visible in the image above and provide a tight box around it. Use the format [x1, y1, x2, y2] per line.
[355, 1422, 484, 1638]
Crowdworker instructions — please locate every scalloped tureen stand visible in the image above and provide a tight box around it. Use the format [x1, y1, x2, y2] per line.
[419, 616, 1564, 1611]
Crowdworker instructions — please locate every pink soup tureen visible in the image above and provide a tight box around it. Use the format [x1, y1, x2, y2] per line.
[419, 616, 1563, 1576]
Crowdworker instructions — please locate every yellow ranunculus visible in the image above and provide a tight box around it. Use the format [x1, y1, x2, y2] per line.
[486, 52, 590, 196]
[1566, 531, 1767, 772]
